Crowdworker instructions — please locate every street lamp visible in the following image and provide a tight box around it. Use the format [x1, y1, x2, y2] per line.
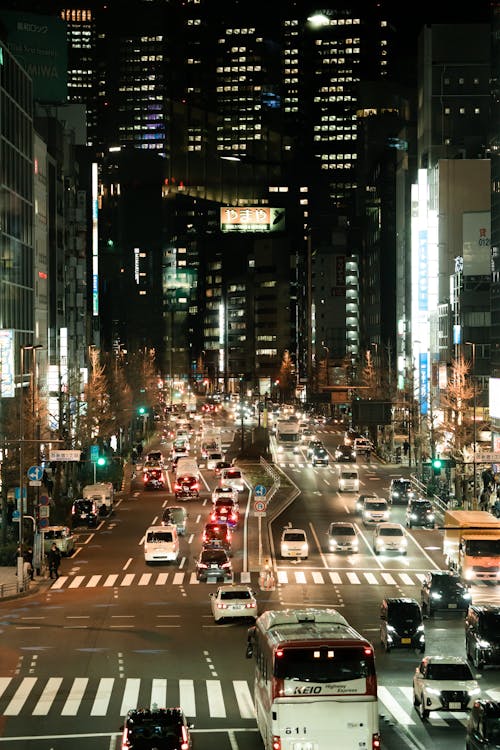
[466, 341, 477, 508]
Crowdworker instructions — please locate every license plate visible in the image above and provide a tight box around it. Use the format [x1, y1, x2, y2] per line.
[401, 638, 411, 644]
[448, 603, 457, 609]
[449, 702, 461, 710]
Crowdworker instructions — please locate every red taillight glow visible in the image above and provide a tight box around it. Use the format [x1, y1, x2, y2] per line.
[276, 649, 284, 658]
[181, 725, 189, 750]
[121, 728, 130, 749]
[364, 647, 373, 656]
[272, 736, 281, 750]
[372, 732, 381, 749]
[245, 602, 254, 609]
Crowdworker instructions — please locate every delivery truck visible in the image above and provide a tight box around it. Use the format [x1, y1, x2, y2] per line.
[443, 509, 500, 583]
[82, 482, 114, 516]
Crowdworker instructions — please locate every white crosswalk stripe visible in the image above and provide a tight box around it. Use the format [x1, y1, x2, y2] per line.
[1, 675, 498, 726]
[49, 569, 433, 590]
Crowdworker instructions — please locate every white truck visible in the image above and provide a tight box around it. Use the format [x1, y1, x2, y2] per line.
[443, 509, 500, 583]
[275, 418, 300, 454]
[82, 482, 114, 516]
[201, 428, 222, 458]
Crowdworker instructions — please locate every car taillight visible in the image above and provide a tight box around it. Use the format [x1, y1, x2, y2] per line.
[198, 562, 208, 568]
[245, 602, 254, 609]
[222, 562, 231, 569]
[143, 475, 148, 483]
[121, 728, 131, 749]
[272, 736, 281, 750]
[175, 484, 181, 491]
[217, 603, 228, 609]
[372, 732, 381, 749]
[230, 513, 237, 521]
[211, 512, 217, 521]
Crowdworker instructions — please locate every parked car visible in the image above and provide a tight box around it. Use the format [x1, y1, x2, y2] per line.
[412, 655, 480, 719]
[466, 699, 500, 749]
[71, 498, 99, 528]
[326, 522, 359, 553]
[406, 498, 435, 528]
[390, 477, 415, 505]
[280, 527, 308, 559]
[196, 547, 233, 582]
[420, 570, 471, 617]
[209, 584, 257, 622]
[380, 597, 425, 653]
[43, 526, 75, 556]
[465, 604, 500, 670]
[120, 707, 194, 750]
[373, 522, 407, 555]
[161, 505, 188, 536]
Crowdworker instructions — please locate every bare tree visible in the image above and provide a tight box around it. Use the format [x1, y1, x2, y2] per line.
[79, 348, 113, 447]
[278, 349, 295, 402]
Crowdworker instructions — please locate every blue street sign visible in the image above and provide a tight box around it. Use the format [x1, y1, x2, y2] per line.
[90, 445, 99, 463]
[27, 465, 44, 481]
[255, 484, 267, 497]
[12, 510, 20, 521]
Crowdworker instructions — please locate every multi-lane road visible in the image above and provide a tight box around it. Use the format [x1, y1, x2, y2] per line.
[0, 416, 499, 749]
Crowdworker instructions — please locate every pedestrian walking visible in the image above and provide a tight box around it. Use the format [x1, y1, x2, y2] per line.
[479, 487, 491, 512]
[23, 547, 34, 580]
[47, 543, 62, 579]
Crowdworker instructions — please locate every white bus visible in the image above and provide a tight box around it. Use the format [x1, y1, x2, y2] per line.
[246, 608, 380, 750]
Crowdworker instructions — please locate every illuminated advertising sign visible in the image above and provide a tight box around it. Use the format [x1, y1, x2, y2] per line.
[0, 11, 67, 103]
[92, 163, 99, 316]
[220, 207, 285, 232]
[419, 352, 428, 416]
[463, 211, 490, 275]
[0, 329, 15, 398]
[490, 378, 500, 419]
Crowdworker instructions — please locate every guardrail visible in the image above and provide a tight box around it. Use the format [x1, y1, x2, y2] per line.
[0, 573, 31, 600]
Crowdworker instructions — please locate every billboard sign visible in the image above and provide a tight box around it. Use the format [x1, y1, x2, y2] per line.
[0, 329, 15, 398]
[220, 207, 285, 232]
[463, 211, 490, 276]
[0, 11, 68, 104]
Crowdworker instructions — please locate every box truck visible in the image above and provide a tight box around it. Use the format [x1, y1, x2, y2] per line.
[443, 510, 500, 583]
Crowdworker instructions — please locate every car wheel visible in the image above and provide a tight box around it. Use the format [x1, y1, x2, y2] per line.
[474, 648, 484, 670]
[374, 549, 379, 556]
[385, 643, 391, 653]
[420, 701, 429, 719]
[413, 691, 419, 708]
[419, 644, 425, 654]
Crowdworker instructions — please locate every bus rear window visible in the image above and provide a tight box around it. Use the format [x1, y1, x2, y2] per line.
[273, 647, 374, 683]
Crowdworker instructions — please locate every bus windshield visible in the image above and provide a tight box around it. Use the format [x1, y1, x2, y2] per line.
[274, 647, 374, 683]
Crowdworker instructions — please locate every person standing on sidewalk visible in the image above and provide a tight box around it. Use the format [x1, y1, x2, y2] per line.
[47, 543, 61, 579]
[23, 547, 34, 580]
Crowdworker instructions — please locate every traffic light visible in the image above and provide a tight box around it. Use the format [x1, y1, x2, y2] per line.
[137, 406, 146, 415]
[432, 456, 442, 476]
[97, 456, 107, 467]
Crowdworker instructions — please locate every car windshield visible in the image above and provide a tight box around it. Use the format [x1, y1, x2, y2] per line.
[342, 473, 357, 479]
[220, 590, 251, 600]
[226, 470, 241, 479]
[426, 663, 473, 680]
[485, 718, 500, 742]
[274, 646, 375, 682]
[202, 550, 226, 563]
[412, 502, 432, 512]
[168, 509, 184, 523]
[147, 532, 173, 543]
[393, 481, 411, 493]
[431, 576, 462, 592]
[366, 502, 387, 510]
[330, 526, 354, 537]
[466, 539, 500, 557]
[389, 603, 421, 628]
[479, 612, 500, 637]
[380, 527, 403, 537]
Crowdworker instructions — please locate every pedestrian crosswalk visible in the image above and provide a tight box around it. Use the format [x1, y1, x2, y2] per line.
[47, 569, 500, 596]
[1, 674, 499, 726]
[48, 569, 431, 590]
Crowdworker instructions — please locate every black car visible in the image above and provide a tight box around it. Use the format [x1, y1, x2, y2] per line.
[389, 478, 415, 505]
[174, 474, 200, 499]
[334, 444, 356, 462]
[306, 440, 324, 458]
[196, 547, 233, 582]
[120, 707, 194, 749]
[71, 499, 98, 528]
[465, 604, 500, 669]
[143, 467, 165, 490]
[466, 699, 500, 748]
[380, 597, 425, 653]
[405, 498, 435, 528]
[420, 570, 472, 617]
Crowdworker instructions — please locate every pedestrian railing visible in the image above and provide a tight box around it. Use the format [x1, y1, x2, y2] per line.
[0, 572, 31, 599]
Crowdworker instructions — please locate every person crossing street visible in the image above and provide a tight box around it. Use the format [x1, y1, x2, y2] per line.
[47, 543, 62, 579]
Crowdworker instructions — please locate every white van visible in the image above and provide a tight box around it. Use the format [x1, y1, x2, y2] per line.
[144, 524, 179, 564]
[175, 457, 199, 479]
[82, 482, 114, 515]
[220, 467, 245, 493]
[338, 468, 360, 493]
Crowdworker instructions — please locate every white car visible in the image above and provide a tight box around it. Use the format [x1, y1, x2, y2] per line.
[327, 522, 359, 553]
[209, 584, 258, 622]
[362, 497, 390, 525]
[373, 522, 407, 555]
[212, 485, 239, 508]
[412, 655, 480, 719]
[207, 451, 224, 470]
[219, 467, 245, 493]
[280, 527, 308, 559]
[143, 524, 179, 564]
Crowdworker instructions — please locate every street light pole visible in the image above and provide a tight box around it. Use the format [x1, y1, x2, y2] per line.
[466, 342, 477, 508]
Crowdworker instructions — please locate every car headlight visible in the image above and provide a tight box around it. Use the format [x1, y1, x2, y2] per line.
[462, 592, 472, 599]
[377, 542, 386, 549]
[401, 538, 408, 547]
[329, 540, 338, 548]
[282, 543, 289, 551]
[469, 687, 481, 696]
[386, 625, 396, 633]
[478, 639, 490, 648]
[417, 624, 425, 632]
[352, 542, 359, 550]
[428, 514, 435, 521]
[410, 513, 417, 519]
[431, 592, 442, 600]
[464, 569, 474, 581]
[426, 687, 441, 696]
[301, 544, 308, 552]
[393, 492, 399, 498]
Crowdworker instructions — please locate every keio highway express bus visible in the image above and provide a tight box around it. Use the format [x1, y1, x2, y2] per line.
[246, 608, 380, 750]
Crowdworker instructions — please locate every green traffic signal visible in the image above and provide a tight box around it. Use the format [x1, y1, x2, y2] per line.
[97, 456, 107, 467]
[432, 456, 442, 475]
[137, 406, 146, 415]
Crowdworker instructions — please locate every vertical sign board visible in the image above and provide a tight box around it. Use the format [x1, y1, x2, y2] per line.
[419, 352, 428, 416]
[0, 329, 15, 397]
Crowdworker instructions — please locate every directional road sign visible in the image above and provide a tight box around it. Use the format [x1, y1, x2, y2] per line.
[12, 510, 20, 521]
[255, 484, 267, 496]
[27, 465, 43, 481]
